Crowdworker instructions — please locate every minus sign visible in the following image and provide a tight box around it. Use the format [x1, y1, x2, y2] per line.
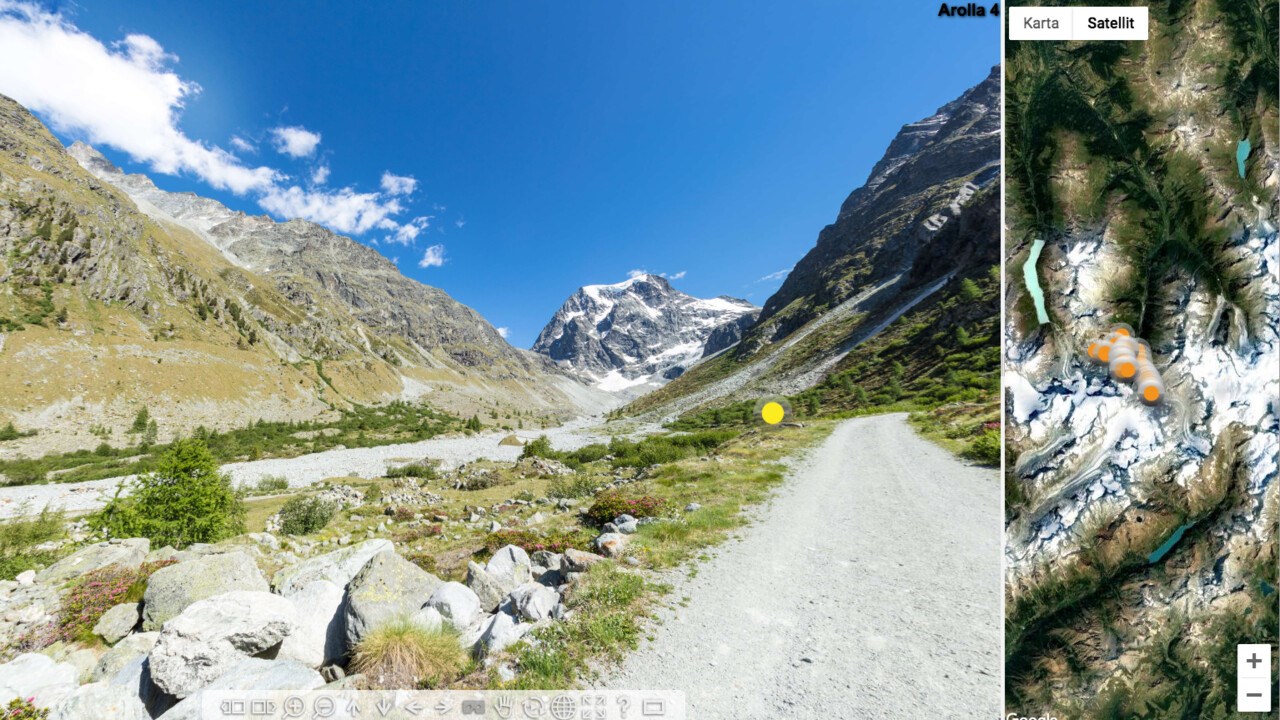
[1246, 692, 1263, 697]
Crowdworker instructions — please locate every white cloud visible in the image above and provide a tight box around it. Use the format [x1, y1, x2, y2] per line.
[270, 125, 321, 158]
[0, 3, 441, 251]
[260, 185, 407, 236]
[496, 327, 510, 339]
[229, 135, 256, 153]
[628, 269, 686, 281]
[627, 269, 648, 280]
[418, 244, 446, 268]
[455, 218, 466, 229]
[0, 2, 277, 193]
[758, 268, 790, 282]
[386, 215, 431, 245]
[380, 172, 417, 196]
[664, 270, 686, 280]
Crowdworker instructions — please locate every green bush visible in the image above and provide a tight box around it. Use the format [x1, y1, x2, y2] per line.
[483, 528, 595, 554]
[963, 430, 1001, 466]
[55, 560, 172, 644]
[0, 508, 65, 581]
[90, 439, 245, 549]
[546, 475, 598, 499]
[276, 496, 337, 535]
[386, 463, 437, 480]
[585, 493, 667, 526]
[253, 475, 289, 494]
[350, 618, 467, 689]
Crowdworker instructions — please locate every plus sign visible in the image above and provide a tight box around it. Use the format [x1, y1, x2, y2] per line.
[1248, 653, 1263, 669]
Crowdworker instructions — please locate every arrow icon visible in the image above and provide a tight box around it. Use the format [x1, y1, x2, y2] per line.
[376, 698, 394, 717]
[404, 699, 425, 716]
[436, 699, 454, 715]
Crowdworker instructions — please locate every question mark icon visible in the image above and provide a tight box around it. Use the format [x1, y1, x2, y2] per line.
[617, 696, 631, 719]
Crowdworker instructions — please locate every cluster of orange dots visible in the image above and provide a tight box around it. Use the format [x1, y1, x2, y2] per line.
[1087, 325, 1164, 405]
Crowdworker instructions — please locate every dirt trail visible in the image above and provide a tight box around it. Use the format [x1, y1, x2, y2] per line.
[599, 413, 1001, 718]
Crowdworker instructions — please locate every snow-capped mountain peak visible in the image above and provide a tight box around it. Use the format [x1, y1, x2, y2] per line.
[532, 274, 759, 391]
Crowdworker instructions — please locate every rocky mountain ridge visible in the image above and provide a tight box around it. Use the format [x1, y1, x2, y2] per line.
[532, 274, 758, 392]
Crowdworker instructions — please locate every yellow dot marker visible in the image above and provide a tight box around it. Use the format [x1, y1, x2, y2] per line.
[761, 401, 785, 425]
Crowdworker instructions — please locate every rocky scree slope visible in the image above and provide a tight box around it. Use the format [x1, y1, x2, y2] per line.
[0, 94, 603, 455]
[532, 273, 758, 392]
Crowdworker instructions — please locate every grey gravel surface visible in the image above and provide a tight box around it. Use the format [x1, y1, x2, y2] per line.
[598, 413, 1002, 718]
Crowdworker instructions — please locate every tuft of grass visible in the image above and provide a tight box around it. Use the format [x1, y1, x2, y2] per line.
[386, 462, 438, 480]
[350, 618, 468, 690]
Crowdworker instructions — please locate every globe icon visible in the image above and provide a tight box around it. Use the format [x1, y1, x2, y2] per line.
[549, 694, 577, 720]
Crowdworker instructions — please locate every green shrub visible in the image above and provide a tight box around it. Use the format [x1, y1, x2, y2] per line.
[585, 493, 667, 526]
[90, 439, 245, 549]
[350, 618, 467, 689]
[4, 698, 49, 720]
[276, 497, 337, 536]
[386, 463, 437, 480]
[963, 430, 1001, 466]
[253, 475, 289, 494]
[546, 475, 598, 499]
[483, 528, 595, 554]
[54, 560, 172, 644]
[0, 423, 35, 442]
[0, 508, 65, 580]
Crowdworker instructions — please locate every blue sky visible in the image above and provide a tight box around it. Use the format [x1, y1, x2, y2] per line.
[0, 2, 997, 347]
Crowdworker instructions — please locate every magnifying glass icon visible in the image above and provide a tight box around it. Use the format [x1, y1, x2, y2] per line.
[282, 696, 306, 719]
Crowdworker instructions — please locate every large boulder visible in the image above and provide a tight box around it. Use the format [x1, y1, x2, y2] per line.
[476, 611, 529, 657]
[94, 602, 141, 645]
[424, 582, 481, 630]
[465, 545, 533, 611]
[0, 653, 79, 707]
[142, 552, 268, 631]
[148, 591, 297, 699]
[156, 659, 323, 720]
[277, 580, 346, 669]
[508, 583, 560, 622]
[49, 681, 148, 720]
[36, 539, 150, 585]
[343, 550, 443, 648]
[272, 539, 392, 597]
[91, 632, 159, 682]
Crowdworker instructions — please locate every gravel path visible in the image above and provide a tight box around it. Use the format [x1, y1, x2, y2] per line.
[599, 413, 1001, 718]
[0, 416, 642, 519]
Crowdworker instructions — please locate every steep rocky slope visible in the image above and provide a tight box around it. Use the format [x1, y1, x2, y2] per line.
[532, 274, 757, 392]
[0, 95, 604, 457]
[624, 67, 1001, 419]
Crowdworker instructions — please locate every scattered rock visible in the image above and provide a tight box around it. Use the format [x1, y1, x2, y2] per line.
[562, 548, 605, 573]
[148, 591, 298, 699]
[62, 647, 104, 683]
[684, 503, 702, 512]
[36, 539, 150, 585]
[15, 570, 35, 586]
[272, 539, 391, 597]
[409, 606, 444, 633]
[142, 551, 268, 631]
[611, 514, 639, 534]
[476, 611, 529, 657]
[94, 602, 141, 645]
[593, 533, 628, 558]
[344, 549, 443, 648]
[277, 580, 346, 669]
[425, 582, 482, 630]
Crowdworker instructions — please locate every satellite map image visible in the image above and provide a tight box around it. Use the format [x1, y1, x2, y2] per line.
[1003, 0, 1279, 716]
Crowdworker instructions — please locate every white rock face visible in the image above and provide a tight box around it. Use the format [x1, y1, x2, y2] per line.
[148, 591, 298, 698]
[155, 659, 324, 720]
[272, 539, 391, 596]
[532, 274, 759, 391]
[0, 653, 79, 708]
[425, 582, 482, 630]
[49, 681, 148, 720]
[508, 582, 560, 622]
[277, 580, 346, 669]
[142, 552, 270, 632]
[36, 539, 150, 584]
